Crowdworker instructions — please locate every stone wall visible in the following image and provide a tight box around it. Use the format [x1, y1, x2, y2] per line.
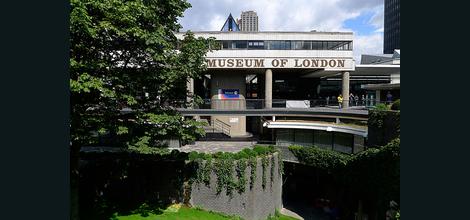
[190, 153, 282, 220]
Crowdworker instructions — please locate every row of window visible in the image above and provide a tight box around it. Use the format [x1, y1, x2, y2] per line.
[276, 129, 365, 154]
[215, 40, 353, 50]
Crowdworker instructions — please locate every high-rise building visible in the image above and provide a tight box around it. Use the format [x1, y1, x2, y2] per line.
[383, 0, 400, 54]
[238, 11, 259, 32]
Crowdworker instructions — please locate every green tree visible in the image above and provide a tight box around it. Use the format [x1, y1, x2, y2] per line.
[70, 0, 213, 219]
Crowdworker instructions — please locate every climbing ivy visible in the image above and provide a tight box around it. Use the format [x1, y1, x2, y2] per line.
[235, 159, 247, 193]
[194, 158, 212, 187]
[213, 158, 236, 195]
[188, 145, 280, 196]
[277, 152, 284, 176]
[270, 155, 275, 186]
[248, 157, 257, 189]
[261, 156, 269, 189]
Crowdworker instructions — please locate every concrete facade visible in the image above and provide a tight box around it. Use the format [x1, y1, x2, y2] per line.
[210, 72, 247, 137]
[238, 11, 259, 32]
[190, 153, 282, 220]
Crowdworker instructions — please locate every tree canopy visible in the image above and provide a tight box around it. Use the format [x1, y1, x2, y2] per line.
[70, 0, 213, 150]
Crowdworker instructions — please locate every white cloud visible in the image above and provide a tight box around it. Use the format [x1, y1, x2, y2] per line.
[179, 0, 385, 63]
[354, 33, 383, 63]
[368, 5, 384, 33]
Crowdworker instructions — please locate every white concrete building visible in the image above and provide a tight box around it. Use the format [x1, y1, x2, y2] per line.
[175, 31, 398, 153]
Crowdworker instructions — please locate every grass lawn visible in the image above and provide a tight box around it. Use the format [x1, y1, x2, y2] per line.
[115, 206, 240, 220]
[114, 205, 299, 220]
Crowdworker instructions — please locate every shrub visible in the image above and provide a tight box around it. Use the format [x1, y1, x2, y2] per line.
[375, 103, 390, 110]
[391, 99, 400, 110]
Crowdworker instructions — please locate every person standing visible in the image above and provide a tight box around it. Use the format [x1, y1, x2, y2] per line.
[354, 94, 359, 106]
[349, 93, 355, 106]
[337, 94, 343, 109]
[386, 91, 393, 104]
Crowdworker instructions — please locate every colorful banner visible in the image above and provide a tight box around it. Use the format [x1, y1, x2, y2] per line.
[218, 89, 240, 99]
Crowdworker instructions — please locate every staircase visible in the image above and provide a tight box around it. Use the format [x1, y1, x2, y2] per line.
[198, 118, 231, 140]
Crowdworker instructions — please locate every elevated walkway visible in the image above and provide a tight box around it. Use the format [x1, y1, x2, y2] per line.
[179, 106, 368, 120]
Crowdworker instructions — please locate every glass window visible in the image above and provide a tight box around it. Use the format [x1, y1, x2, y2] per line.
[232, 41, 247, 49]
[222, 41, 230, 49]
[248, 41, 264, 49]
[302, 41, 311, 50]
[292, 41, 302, 50]
[333, 132, 353, 153]
[312, 41, 322, 50]
[294, 129, 313, 146]
[276, 129, 294, 146]
[314, 130, 332, 149]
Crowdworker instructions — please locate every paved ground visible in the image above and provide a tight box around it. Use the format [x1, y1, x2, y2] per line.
[170, 141, 256, 153]
[281, 207, 304, 220]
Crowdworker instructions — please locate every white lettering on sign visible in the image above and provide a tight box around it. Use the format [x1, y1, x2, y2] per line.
[229, 118, 239, 123]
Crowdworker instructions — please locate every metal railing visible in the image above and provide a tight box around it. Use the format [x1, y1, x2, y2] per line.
[211, 118, 231, 136]
[183, 98, 386, 109]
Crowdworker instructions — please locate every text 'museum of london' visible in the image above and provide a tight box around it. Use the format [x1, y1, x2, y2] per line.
[206, 58, 347, 68]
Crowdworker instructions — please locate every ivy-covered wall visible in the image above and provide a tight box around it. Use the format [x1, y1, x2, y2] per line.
[78, 146, 284, 220]
[188, 147, 283, 220]
[368, 110, 400, 147]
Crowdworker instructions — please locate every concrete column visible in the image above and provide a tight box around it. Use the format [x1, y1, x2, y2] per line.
[375, 90, 381, 104]
[265, 69, 273, 108]
[186, 77, 194, 106]
[342, 71, 350, 108]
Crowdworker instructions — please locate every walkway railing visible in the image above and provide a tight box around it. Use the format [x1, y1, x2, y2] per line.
[211, 118, 231, 136]
[182, 98, 386, 109]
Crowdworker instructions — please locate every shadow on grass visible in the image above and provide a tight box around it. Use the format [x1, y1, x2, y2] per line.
[78, 152, 191, 220]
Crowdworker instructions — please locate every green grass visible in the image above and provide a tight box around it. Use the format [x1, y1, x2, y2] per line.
[115, 206, 241, 220]
[277, 215, 299, 220]
[114, 206, 299, 220]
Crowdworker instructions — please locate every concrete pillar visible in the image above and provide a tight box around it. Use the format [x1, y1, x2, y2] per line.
[186, 78, 194, 106]
[265, 69, 273, 108]
[375, 90, 381, 104]
[342, 71, 350, 108]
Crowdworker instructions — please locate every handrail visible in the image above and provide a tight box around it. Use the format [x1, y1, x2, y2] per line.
[214, 118, 231, 136]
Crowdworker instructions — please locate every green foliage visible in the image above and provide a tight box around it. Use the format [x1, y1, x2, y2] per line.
[374, 103, 391, 110]
[368, 109, 400, 147]
[270, 155, 275, 186]
[288, 145, 350, 172]
[248, 157, 257, 189]
[277, 153, 284, 176]
[391, 99, 400, 110]
[189, 146, 279, 195]
[289, 139, 400, 216]
[235, 159, 248, 193]
[261, 156, 269, 189]
[70, 0, 213, 150]
[213, 158, 236, 195]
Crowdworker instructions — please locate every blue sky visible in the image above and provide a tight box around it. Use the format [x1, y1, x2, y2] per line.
[178, 0, 385, 62]
[344, 11, 377, 35]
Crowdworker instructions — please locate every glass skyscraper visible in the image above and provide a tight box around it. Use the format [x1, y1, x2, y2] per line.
[384, 0, 400, 54]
